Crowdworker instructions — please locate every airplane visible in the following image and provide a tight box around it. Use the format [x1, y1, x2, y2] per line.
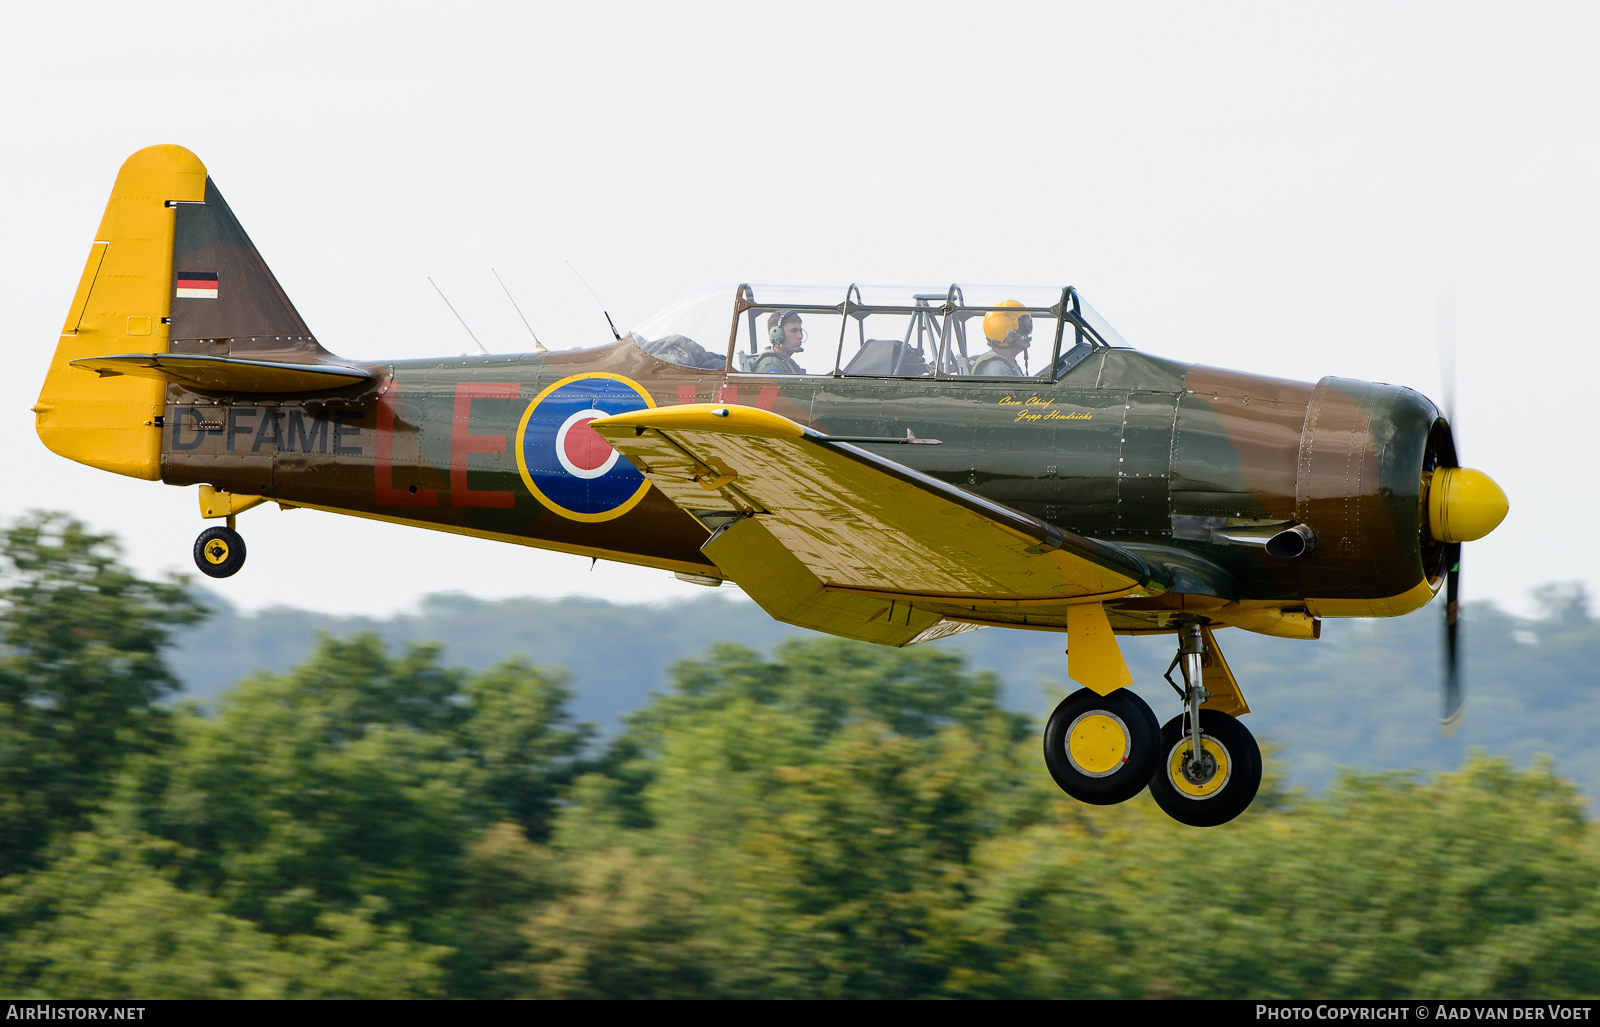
[34, 145, 1509, 827]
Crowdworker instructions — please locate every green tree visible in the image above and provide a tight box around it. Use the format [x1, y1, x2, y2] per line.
[124, 633, 589, 994]
[529, 638, 1600, 1000]
[522, 846, 716, 998]
[450, 822, 570, 998]
[541, 638, 1042, 997]
[593, 638, 1031, 828]
[4, 515, 1597, 1001]
[131, 635, 486, 934]
[0, 831, 446, 998]
[0, 513, 205, 876]
[460, 658, 594, 843]
[937, 754, 1600, 1000]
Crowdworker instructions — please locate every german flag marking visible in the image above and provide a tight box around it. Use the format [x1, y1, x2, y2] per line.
[176, 271, 218, 299]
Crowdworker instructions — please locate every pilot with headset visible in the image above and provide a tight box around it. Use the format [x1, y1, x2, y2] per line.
[752, 310, 807, 374]
[971, 300, 1033, 376]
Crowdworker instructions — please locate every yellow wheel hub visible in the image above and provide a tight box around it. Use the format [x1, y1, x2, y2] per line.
[204, 539, 231, 565]
[1167, 735, 1231, 798]
[1066, 712, 1129, 777]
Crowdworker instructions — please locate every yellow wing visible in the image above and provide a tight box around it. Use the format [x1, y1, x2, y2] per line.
[589, 403, 1164, 649]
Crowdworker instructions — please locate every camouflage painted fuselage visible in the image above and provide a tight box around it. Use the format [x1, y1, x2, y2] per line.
[159, 335, 1446, 631]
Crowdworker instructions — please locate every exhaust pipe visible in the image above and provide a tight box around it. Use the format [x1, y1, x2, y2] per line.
[1265, 524, 1317, 560]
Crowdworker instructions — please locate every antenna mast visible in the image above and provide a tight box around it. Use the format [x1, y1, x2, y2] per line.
[565, 260, 622, 340]
[492, 268, 548, 353]
[428, 277, 490, 355]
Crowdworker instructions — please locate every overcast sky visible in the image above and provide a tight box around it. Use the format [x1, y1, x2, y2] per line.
[1, 1, 1592, 617]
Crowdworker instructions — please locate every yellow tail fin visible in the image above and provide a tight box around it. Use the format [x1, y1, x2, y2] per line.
[35, 145, 206, 479]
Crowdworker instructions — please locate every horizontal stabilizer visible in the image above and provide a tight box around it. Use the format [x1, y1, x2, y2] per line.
[70, 353, 373, 393]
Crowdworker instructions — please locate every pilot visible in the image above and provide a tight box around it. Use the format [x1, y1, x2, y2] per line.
[752, 310, 807, 374]
[971, 300, 1033, 376]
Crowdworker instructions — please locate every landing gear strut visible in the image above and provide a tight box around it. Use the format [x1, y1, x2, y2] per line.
[193, 516, 247, 578]
[1148, 620, 1262, 827]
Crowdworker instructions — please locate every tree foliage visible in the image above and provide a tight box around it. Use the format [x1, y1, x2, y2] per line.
[0, 513, 204, 876]
[531, 644, 1600, 1000]
[2, 514, 1598, 999]
[122, 634, 590, 994]
[0, 832, 446, 998]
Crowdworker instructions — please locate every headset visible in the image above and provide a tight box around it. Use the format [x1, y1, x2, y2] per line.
[768, 310, 803, 349]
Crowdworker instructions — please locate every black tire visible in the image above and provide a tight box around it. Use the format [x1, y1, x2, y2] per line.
[193, 526, 247, 578]
[1148, 709, 1262, 827]
[1042, 687, 1160, 805]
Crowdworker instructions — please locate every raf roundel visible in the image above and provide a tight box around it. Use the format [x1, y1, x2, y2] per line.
[555, 408, 621, 479]
[515, 373, 655, 522]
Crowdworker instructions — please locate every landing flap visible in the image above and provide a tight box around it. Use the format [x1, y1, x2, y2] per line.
[703, 514, 978, 647]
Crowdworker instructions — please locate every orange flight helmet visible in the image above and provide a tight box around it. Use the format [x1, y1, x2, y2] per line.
[983, 300, 1034, 345]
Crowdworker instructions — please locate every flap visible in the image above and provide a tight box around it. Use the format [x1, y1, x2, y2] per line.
[70, 353, 374, 393]
[589, 403, 1161, 603]
[701, 513, 985, 648]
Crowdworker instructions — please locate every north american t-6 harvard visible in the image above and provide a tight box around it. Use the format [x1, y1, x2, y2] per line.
[36, 145, 1509, 826]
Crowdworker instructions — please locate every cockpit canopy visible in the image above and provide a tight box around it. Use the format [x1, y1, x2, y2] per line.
[630, 284, 1132, 380]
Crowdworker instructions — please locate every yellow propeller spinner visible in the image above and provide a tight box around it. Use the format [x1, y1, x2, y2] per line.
[1427, 467, 1509, 544]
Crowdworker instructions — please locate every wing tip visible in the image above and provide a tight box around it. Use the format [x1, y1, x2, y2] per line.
[591, 402, 805, 439]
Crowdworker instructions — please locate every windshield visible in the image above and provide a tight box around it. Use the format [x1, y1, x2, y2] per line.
[1076, 297, 1131, 349]
[630, 285, 736, 370]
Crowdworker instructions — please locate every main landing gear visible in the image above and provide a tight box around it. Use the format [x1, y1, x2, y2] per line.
[1042, 619, 1262, 827]
[193, 517, 247, 578]
[1147, 621, 1262, 826]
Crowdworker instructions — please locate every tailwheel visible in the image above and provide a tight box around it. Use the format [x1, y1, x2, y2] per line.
[1148, 709, 1262, 827]
[193, 526, 247, 578]
[1042, 686, 1160, 805]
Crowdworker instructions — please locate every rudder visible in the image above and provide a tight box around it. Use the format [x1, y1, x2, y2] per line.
[36, 145, 206, 480]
